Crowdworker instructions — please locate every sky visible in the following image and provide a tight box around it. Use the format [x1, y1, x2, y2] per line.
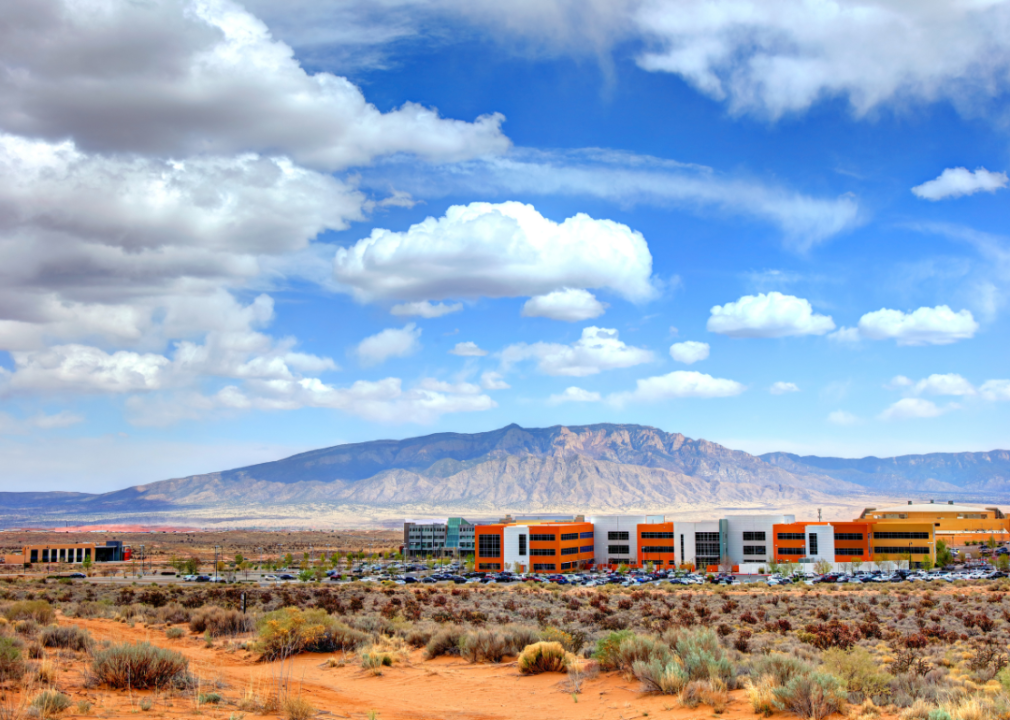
[1, 0, 1010, 492]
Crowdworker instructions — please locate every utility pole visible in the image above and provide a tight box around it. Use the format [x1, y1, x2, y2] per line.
[214, 545, 220, 581]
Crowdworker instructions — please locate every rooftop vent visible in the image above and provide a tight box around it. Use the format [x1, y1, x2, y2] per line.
[908, 500, 912, 505]
[949, 501, 954, 505]
[930, 499, 935, 504]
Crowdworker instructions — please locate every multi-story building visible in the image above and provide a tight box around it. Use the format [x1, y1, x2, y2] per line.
[403, 518, 475, 558]
[475, 519, 595, 573]
[858, 501, 1010, 545]
[773, 519, 935, 568]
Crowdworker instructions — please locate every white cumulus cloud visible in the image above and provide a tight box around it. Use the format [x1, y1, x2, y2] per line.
[449, 341, 487, 357]
[333, 201, 656, 304]
[912, 167, 1009, 201]
[480, 371, 511, 390]
[609, 370, 746, 405]
[899, 373, 977, 397]
[669, 341, 709, 364]
[855, 306, 979, 346]
[879, 398, 949, 421]
[355, 324, 422, 367]
[981, 380, 1010, 402]
[547, 386, 602, 405]
[522, 288, 607, 322]
[769, 381, 799, 395]
[707, 292, 835, 338]
[390, 301, 463, 318]
[3, 345, 170, 394]
[501, 326, 654, 377]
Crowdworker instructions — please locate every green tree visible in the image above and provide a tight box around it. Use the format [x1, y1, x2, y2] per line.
[284, 553, 294, 568]
[988, 535, 998, 551]
[935, 541, 953, 567]
[998, 554, 1010, 572]
[184, 557, 201, 575]
[82, 555, 93, 576]
[234, 553, 244, 567]
[920, 555, 934, 572]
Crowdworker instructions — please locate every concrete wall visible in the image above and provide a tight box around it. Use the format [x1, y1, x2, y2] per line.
[588, 515, 646, 565]
[724, 515, 795, 566]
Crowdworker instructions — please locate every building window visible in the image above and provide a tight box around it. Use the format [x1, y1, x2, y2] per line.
[580, 531, 594, 539]
[580, 545, 594, 553]
[560, 562, 575, 570]
[478, 563, 501, 570]
[742, 531, 766, 541]
[607, 545, 630, 555]
[530, 534, 556, 542]
[30, 550, 38, 563]
[531, 548, 556, 556]
[560, 532, 579, 541]
[518, 534, 527, 556]
[608, 559, 628, 565]
[680, 534, 684, 565]
[561, 547, 579, 556]
[809, 534, 819, 555]
[695, 532, 720, 562]
[777, 532, 805, 540]
[874, 546, 930, 555]
[743, 546, 766, 556]
[873, 532, 929, 540]
[834, 533, 864, 541]
[778, 547, 804, 556]
[608, 531, 630, 541]
[641, 532, 674, 539]
[478, 534, 501, 558]
[641, 546, 675, 553]
[836, 548, 863, 556]
[533, 563, 556, 571]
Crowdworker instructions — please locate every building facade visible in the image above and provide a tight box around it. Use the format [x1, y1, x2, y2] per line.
[773, 519, 935, 568]
[403, 518, 474, 557]
[9, 540, 127, 567]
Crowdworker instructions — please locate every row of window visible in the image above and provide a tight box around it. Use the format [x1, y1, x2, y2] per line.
[743, 546, 766, 555]
[533, 563, 555, 571]
[608, 545, 630, 555]
[561, 547, 580, 556]
[608, 531, 629, 541]
[478, 563, 501, 570]
[876, 546, 931, 554]
[531, 548, 555, 556]
[641, 532, 674, 539]
[835, 533, 864, 541]
[560, 532, 579, 541]
[530, 534, 555, 542]
[742, 531, 766, 541]
[641, 545, 675, 553]
[777, 533, 805, 540]
[873, 532, 930, 540]
[776, 547, 929, 557]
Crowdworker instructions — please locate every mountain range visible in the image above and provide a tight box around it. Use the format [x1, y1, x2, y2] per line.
[2, 423, 1009, 528]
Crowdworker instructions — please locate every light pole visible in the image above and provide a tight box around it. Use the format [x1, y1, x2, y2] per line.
[214, 545, 220, 581]
[140, 545, 145, 577]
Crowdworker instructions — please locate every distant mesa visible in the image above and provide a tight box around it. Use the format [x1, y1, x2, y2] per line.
[1, 423, 1008, 528]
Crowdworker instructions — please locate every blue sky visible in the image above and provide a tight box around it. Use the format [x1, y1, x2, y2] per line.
[1, 0, 1009, 492]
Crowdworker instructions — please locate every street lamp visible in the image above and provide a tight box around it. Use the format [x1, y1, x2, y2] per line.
[214, 545, 220, 581]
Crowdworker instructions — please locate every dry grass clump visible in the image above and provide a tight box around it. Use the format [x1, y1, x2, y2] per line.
[460, 628, 508, 663]
[2, 600, 55, 625]
[39, 624, 92, 652]
[90, 641, 191, 689]
[283, 695, 314, 720]
[517, 642, 573, 675]
[31, 689, 72, 718]
[773, 672, 847, 720]
[747, 675, 778, 716]
[424, 626, 465, 659]
[255, 607, 367, 660]
[0, 635, 25, 681]
[822, 647, 893, 700]
[189, 606, 254, 637]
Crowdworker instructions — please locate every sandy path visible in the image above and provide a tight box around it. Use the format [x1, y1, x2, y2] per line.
[53, 616, 891, 720]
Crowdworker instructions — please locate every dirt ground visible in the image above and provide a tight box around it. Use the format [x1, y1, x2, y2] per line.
[8, 613, 895, 720]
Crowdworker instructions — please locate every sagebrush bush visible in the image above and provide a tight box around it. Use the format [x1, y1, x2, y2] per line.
[256, 607, 367, 660]
[91, 641, 191, 689]
[31, 689, 72, 717]
[773, 671, 847, 720]
[668, 627, 736, 687]
[165, 627, 185, 639]
[746, 675, 777, 717]
[3, 600, 55, 625]
[518, 641, 572, 675]
[424, 626, 465, 659]
[460, 628, 508, 664]
[40, 624, 92, 652]
[632, 658, 687, 694]
[821, 647, 892, 700]
[503, 625, 540, 654]
[0, 636, 25, 680]
[593, 630, 635, 670]
[748, 653, 814, 687]
[283, 696, 314, 720]
[189, 606, 254, 637]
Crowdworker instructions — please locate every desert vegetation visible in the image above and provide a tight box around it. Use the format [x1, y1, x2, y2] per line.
[2, 577, 1010, 718]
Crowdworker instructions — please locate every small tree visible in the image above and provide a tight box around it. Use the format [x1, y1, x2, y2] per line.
[998, 554, 1010, 572]
[645, 560, 654, 573]
[920, 555, 934, 572]
[284, 553, 294, 568]
[814, 559, 832, 575]
[82, 555, 93, 576]
[988, 535, 998, 551]
[184, 557, 201, 575]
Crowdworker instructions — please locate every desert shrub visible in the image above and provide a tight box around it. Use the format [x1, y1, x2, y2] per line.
[256, 607, 367, 660]
[801, 619, 861, 650]
[460, 629, 508, 664]
[821, 647, 892, 700]
[3, 600, 55, 625]
[155, 603, 191, 625]
[283, 696, 314, 720]
[503, 625, 540, 654]
[424, 626, 465, 659]
[165, 627, 185, 639]
[0, 636, 25, 680]
[39, 624, 92, 652]
[747, 675, 777, 717]
[91, 641, 191, 689]
[539, 626, 580, 653]
[680, 678, 729, 712]
[360, 650, 393, 674]
[404, 623, 437, 648]
[518, 641, 572, 675]
[198, 692, 222, 705]
[66, 601, 113, 619]
[31, 689, 71, 717]
[600, 634, 670, 676]
[632, 658, 687, 694]
[748, 653, 814, 686]
[189, 606, 254, 637]
[773, 672, 847, 720]
[667, 627, 735, 687]
[592, 630, 635, 670]
[14, 619, 39, 637]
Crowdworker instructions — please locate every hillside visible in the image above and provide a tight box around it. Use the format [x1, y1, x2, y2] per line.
[1, 423, 1006, 528]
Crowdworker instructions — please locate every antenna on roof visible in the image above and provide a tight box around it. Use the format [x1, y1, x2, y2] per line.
[818, 508, 822, 522]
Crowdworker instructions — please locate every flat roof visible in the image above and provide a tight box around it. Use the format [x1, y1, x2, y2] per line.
[869, 503, 997, 514]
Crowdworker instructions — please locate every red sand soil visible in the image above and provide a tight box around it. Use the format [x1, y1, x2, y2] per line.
[32, 615, 901, 720]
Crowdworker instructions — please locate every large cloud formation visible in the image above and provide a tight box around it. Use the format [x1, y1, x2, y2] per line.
[501, 326, 654, 377]
[334, 201, 656, 305]
[0, 0, 511, 426]
[707, 292, 835, 338]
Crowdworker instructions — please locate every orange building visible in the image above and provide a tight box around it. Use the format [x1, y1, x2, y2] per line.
[475, 520, 595, 573]
[773, 520, 934, 568]
[637, 521, 676, 568]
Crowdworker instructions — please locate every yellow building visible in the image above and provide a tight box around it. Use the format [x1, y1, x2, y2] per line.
[858, 502, 1010, 546]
